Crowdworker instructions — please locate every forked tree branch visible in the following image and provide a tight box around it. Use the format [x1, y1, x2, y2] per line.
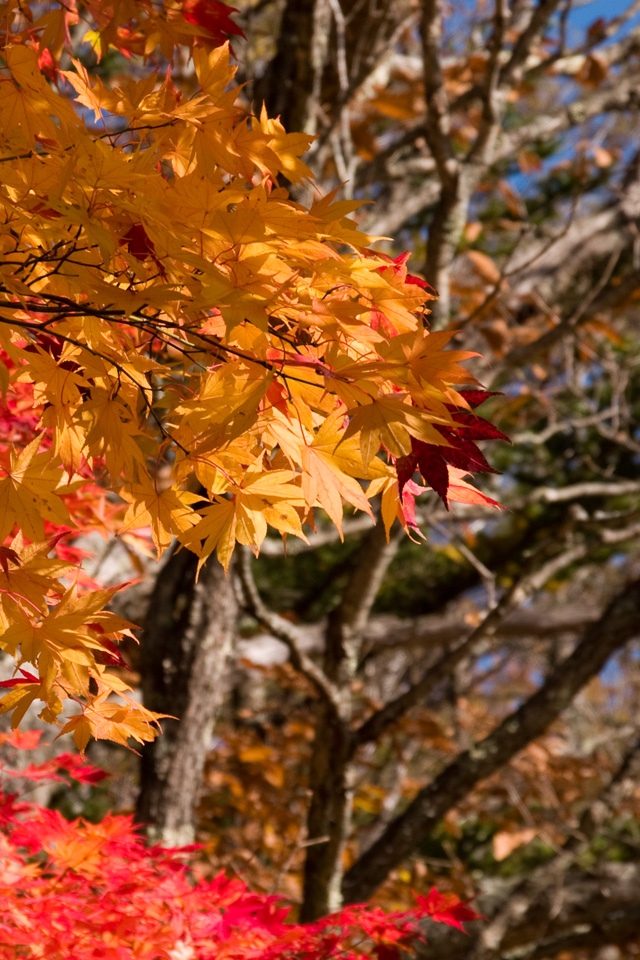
[467, 0, 505, 164]
[420, 0, 455, 185]
[342, 573, 640, 903]
[237, 547, 341, 712]
[499, 0, 563, 86]
[490, 260, 640, 378]
[352, 538, 587, 751]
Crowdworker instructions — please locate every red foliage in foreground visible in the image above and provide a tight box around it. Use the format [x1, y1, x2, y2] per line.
[0, 732, 478, 959]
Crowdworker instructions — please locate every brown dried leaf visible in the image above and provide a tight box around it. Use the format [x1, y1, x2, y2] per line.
[493, 828, 537, 861]
[465, 250, 502, 285]
[576, 54, 609, 88]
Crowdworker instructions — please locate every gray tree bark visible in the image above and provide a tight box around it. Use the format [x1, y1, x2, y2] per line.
[135, 545, 236, 847]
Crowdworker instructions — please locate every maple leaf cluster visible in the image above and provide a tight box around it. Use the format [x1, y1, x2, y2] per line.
[0, 0, 504, 748]
[0, 734, 478, 959]
[0, 361, 164, 751]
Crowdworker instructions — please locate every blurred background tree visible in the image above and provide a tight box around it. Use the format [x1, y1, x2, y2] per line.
[13, 1, 640, 957]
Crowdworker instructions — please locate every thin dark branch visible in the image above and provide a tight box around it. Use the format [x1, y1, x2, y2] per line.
[499, 0, 564, 87]
[467, 0, 505, 164]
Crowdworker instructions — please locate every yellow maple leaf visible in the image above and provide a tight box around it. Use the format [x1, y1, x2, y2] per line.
[0, 436, 73, 542]
[58, 695, 166, 753]
[119, 477, 203, 554]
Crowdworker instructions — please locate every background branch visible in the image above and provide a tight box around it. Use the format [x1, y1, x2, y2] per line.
[343, 574, 640, 902]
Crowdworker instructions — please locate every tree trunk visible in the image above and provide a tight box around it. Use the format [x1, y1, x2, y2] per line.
[299, 698, 354, 922]
[135, 545, 236, 847]
[299, 524, 402, 921]
[253, 0, 328, 135]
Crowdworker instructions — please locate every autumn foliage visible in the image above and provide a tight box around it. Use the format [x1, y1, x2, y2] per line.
[0, 0, 503, 952]
[0, 731, 477, 958]
[0, 1, 500, 749]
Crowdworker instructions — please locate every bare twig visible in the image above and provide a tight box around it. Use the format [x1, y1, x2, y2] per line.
[430, 518, 497, 607]
[517, 478, 640, 506]
[237, 547, 341, 711]
[491, 250, 634, 378]
[330, 522, 405, 649]
[514, 406, 620, 446]
[499, 0, 563, 86]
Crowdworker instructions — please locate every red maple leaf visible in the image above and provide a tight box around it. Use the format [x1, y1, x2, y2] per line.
[0, 668, 40, 688]
[121, 224, 166, 276]
[182, 0, 245, 47]
[396, 391, 508, 509]
[414, 888, 481, 932]
[371, 251, 436, 336]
